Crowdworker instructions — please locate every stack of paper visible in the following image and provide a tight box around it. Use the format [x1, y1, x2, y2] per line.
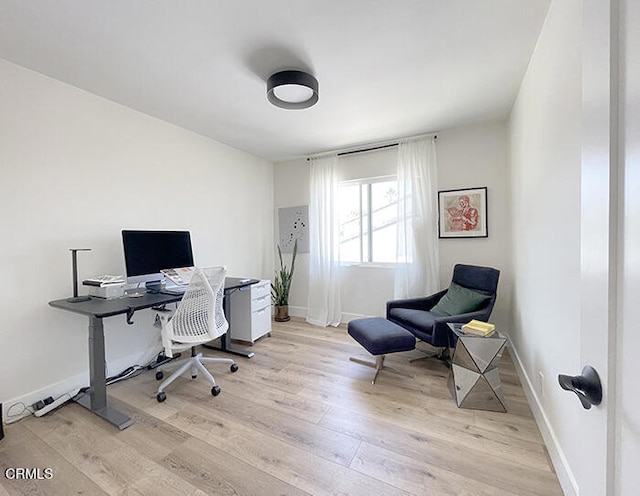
[461, 320, 496, 337]
[82, 275, 126, 287]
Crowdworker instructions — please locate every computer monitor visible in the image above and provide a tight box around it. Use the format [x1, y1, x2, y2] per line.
[122, 230, 194, 287]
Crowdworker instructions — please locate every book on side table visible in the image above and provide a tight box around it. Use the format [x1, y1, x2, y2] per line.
[461, 319, 496, 337]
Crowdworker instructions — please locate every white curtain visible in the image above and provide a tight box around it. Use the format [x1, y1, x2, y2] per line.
[394, 136, 440, 298]
[306, 155, 342, 327]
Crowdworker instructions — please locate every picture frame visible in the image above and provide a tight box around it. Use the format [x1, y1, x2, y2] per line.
[438, 187, 488, 238]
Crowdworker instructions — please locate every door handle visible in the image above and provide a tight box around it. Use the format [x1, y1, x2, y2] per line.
[558, 365, 602, 409]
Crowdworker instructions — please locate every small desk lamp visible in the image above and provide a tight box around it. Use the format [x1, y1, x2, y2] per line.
[67, 248, 92, 303]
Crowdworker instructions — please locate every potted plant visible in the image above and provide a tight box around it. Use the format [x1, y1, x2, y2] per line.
[271, 240, 298, 322]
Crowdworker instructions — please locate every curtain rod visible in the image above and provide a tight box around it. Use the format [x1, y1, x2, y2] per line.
[338, 142, 398, 157]
[306, 132, 437, 161]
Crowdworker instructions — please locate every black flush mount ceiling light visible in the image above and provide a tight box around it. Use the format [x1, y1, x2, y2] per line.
[267, 70, 319, 109]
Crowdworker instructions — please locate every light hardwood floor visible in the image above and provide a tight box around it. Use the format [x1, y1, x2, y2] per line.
[1, 319, 563, 495]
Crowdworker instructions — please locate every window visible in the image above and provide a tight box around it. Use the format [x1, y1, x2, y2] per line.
[338, 177, 398, 264]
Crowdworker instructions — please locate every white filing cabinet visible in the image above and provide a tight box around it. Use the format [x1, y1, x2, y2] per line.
[229, 279, 272, 344]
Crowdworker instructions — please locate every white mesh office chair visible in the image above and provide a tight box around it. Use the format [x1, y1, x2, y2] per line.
[153, 266, 238, 402]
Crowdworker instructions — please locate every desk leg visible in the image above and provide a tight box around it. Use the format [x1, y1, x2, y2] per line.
[74, 316, 134, 430]
[203, 292, 254, 358]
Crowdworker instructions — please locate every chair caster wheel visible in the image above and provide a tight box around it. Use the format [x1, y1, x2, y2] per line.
[230, 363, 239, 373]
[157, 392, 166, 402]
[211, 386, 221, 396]
[155, 371, 164, 380]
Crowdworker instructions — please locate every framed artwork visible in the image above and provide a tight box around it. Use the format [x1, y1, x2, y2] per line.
[278, 205, 309, 253]
[438, 187, 488, 238]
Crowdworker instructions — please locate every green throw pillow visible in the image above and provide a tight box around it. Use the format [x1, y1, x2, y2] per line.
[430, 282, 490, 317]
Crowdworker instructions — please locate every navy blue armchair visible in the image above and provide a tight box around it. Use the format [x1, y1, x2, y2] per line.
[386, 264, 500, 350]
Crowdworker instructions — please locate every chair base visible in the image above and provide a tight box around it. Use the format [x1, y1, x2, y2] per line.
[156, 352, 236, 398]
[409, 344, 451, 367]
[148, 350, 181, 370]
[349, 355, 414, 384]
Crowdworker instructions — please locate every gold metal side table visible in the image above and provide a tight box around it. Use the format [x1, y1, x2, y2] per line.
[446, 323, 507, 412]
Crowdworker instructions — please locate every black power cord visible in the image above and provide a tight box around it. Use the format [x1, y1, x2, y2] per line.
[106, 366, 144, 386]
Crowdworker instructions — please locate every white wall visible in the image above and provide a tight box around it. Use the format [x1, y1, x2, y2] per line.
[508, 1, 582, 493]
[272, 158, 311, 317]
[274, 121, 511, 328]
[0, 59, 274, 411]
[436, 122, 512, 332]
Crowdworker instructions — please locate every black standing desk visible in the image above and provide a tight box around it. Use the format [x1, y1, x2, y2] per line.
[48, 277, 258, 429]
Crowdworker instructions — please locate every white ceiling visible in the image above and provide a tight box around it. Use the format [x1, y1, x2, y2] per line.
[0, 1, 550, 162]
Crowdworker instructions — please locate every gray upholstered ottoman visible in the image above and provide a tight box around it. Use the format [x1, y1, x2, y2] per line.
[348, 317, 416, 384]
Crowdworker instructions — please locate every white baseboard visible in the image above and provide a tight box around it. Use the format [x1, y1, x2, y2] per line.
[340, 312, 372, 323]
[506, 335, 578, 496]
[3, 372, 88, 424]
[2, 347, 162, 425]
[286, 305, 374, 325]
[287, 305, 307, 319]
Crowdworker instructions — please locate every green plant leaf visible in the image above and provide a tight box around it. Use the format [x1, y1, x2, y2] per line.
[272, 239, 298, 306]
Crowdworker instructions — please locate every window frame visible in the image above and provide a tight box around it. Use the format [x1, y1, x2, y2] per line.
[338, 175, 397, 267]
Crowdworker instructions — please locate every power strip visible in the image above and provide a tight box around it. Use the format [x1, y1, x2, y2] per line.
[34, 389, 80, 417]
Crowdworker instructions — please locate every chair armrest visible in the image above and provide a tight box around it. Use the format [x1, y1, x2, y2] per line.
[432, 315, 467, 344]
[433, 309, 490, 325]
[153, 308, 176, 358]
[386, 290, 447, 316]
[153, 308, 174, 326]
[431, 309, 494, 347]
